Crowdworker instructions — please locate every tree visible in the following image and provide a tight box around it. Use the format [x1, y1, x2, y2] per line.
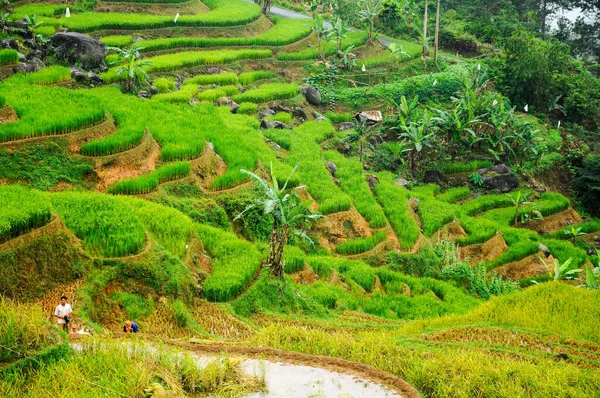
[574, 154, 600, 217]
[399, 112, 435, 174]
[332, 16, 349, 52]
[236, 164, 322, 279]
[358, 0, 383, 42]
[108, 46, 152, 93]
[422, 0, 430, 58]
[255, 0, 272, 13]
[434, 0, 441, 62]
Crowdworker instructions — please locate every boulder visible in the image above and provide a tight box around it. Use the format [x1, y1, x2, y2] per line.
[0, 38, 18, 50]
[259, 109, 276, 118]
[337, 142, 351, 154]
[339, 122, 355, 132]
[50, 32, 108, 70]
[354, 111, 383, 125]
[206, 67, 222, 74]
[13, 57, 45, 73]
[300, 85, 322, 106]
[293, 107, 307, 121]
[314, 116, 327, 122]
[149, 85, 159, 95]
[326, 161, 337, 177]
[394, 178, 410, 189]
[367, 175, 380, 189]
[70, 66, 87, 82]
[137, 91, 152, 100]
[260, 120, 291, 130]
[12, 20, 28, 30]
[87, 71, 103, 85]
[480, 164, 519, 193]
[270, 103, 291, 113]
[539, 243, 551, 258]
[216, 97, 239, 113]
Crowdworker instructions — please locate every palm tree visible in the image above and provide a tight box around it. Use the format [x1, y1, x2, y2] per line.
[399, 113, 435, 174]
[108, 46, 152, 93]
[236, 164, 322, 279]
[358, 0, 383, 42]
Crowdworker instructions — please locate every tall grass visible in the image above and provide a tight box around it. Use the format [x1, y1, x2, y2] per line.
[196, 224, 263, 301]
[108, 162, 191, 195]
[102, 49, 272, 83]
[335, 231, 387, 255]
[232, 83, 299, 103]
[372, 172, 419, 250]
[0, 185, 52, 243]
[17, 0, 262, 32]
[0, 49, 19, 66]
[134, 17, 311, 52]
[324, 151, 387, 228]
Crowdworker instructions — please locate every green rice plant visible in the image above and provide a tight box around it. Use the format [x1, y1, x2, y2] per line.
[372, 172, 419, 250]
[237, 102, 258, 115]
[196, 224, 263, 301]
[456, 215, 498, 245]
[7, 66, 71, 85]
[101, 35, 133, 48]
[542, 239, 588, 267]
[238, 70, 278, 85]
[134, 17, 311, 52]
[110, 292, 154, 320]
[265, 112, 292, 124]
[461, 192, 519, 216]
[483, 240, 541, 269]
[0, 50, 19, 66]
[0, 95, 5, 107]
[438, 160, 494, 174]
[108, 162, 191, 195]
[153, 84, 199, 103]
[325, 112, 353, 123]
[184, 72, 239, 86]
[335, 231, 387, 255]
[232, 83, 299, 103]
[346, 262, 376, 292]
[323, 151, 387, 228]
[17, 0, 262, 32]
[0, 185, 52, 243]
[102, 49, 272, 83]
[306, 256, 334, 279]
[33, 25, 56, 37]
[197, 85, 239, 102]
[50, 192, 146, 257]
[283, 245, 306, 274]
[549, 220, 600, 240]
[416, 197, 459, 237]
[152, 77, 175, 93]
[437, 187, 472, 203]
[277, 122, 352, 214]
[80, 126, 145, 157]
[277, 31, 368, 61]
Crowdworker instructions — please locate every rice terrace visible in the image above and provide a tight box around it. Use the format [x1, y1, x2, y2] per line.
[0, 0, 599, 396]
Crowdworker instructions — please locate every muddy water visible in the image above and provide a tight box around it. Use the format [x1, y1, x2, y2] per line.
[241, 359, 402, 398]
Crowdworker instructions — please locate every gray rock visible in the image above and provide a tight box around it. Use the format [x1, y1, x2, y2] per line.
[354, 111, 383, 125]
[13, 57, 45, 73]
[260, 120, 291, 130]
[367, 175, 380, 189]
[293, 107, 307, 121]
[132, 36, 143, 43]
[394, 178, 410, 189]
[149, 85, 159, 95]
[216, 97, 240, 114]
[206, 67, 221, 74]
[270, 103, 291, 113]
[137, 91, 152, 99]
[337, 142, 351, 154]
[423, 170, 447, 187]
[480, 164, 519, 193]
[539, 243, 551, 257]
[70, 66, 87, 82]
[300, 85, 322, 106]
[0, 38, 18, 50]
[51, 32, 108, 70]
[339, 122, 355, 132]
[12, 20, 28, 30]
[265, 139, 281, 151]
[259, 109, 276, 118]
[314, 116, 327, 122]
[17, 52, 26, 62]
[326, 161, 337, 177]
[593, 235, 600, 242]
[87, 71, 103, 84]
[312, 110, 322, 118]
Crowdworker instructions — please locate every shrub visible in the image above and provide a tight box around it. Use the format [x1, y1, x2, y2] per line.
[335, 231, 387, 255]
[0, 185, 52, 243]
[108, 162, 191, 195]
[0, 49, 19, 65]
[373, 172, 420, 250]
[237, 102, 258, 115]
[232, 83, 299, 103]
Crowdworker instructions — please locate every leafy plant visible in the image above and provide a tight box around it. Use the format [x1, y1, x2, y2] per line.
[469, 172, 484, 187]
[108, 46, 152, 93]
[540, 257, 582, 281]
[236, 163, 322, 279]
[398, 112, 435, 174]
[358, 0, 383, 41]
[563, 226, 586, 244]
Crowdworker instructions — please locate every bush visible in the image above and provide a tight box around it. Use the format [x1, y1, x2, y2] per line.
[574, 154, 600, 217]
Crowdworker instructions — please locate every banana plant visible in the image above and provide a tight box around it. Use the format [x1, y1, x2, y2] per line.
[399, 112, 435, 174]
[540, 257, 582, 281]
[387, 42, 412, 64]
[108, 46, 153, 93]
[583, 263, 599, 289]
[505, 191, 532, 226]
[563, 226, 586, 244]
[358, 0, 383, 42]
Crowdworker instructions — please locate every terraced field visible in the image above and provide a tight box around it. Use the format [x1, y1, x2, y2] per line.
[1, 0, 599, 396]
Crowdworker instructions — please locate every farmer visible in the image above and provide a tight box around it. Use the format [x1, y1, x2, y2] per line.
[54, 295, 73, 332]
[123, 320, 139, 333]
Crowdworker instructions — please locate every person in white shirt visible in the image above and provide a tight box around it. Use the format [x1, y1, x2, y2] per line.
[54, 295, 73, 332]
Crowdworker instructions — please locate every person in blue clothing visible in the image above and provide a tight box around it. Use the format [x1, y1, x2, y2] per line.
[123, 320, 139, 333]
